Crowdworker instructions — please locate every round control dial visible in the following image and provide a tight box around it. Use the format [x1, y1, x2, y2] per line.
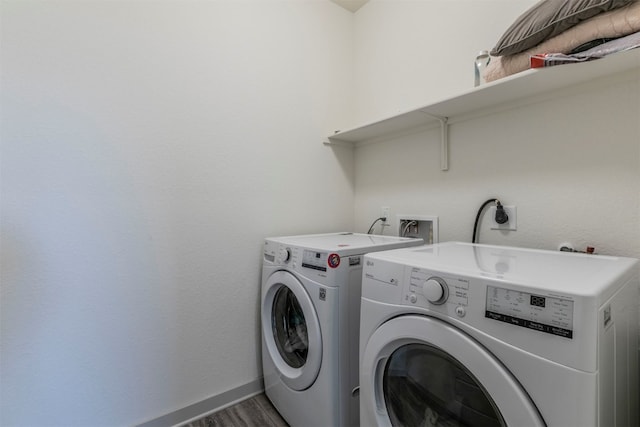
[278, 247, 291, 263]
[422, 277, 449, 305]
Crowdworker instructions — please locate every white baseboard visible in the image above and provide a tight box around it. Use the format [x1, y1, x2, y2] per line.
[137, 378, 264, 427]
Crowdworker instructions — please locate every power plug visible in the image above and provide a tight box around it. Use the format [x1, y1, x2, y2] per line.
[494, 202, 509, 224]
[489, 205, 517, 231]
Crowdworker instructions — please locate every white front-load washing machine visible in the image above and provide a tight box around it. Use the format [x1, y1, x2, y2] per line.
[360, 242, 639, 427]
[261, 232, 423, 427]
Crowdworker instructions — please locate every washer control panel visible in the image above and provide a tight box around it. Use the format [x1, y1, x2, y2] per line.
[403, 268, 469, 316]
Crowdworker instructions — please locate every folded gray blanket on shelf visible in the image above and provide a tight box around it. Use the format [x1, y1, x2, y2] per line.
[485, 1, 640, 82]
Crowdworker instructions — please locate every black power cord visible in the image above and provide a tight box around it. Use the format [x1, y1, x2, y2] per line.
[367, 217, 387, 235]
[472, 199, 509, 243]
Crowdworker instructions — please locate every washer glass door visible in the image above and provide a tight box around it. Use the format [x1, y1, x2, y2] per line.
[361, 315, 545, 427]
[272, 285, 308, 369]
[384, 343, 503, 426]
[262, 270, 322, 391]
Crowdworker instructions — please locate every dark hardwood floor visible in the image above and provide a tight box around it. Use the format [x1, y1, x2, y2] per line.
[181, 393, 289, 427]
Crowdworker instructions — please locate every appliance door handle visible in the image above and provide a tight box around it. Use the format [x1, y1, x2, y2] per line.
[351, 386, 360, 398]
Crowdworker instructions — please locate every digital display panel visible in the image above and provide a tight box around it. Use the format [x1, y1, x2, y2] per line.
[530, 295, 546, 308]
[485, 286, 573, 339]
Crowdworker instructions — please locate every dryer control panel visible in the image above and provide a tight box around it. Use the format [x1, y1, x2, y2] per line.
[485, 286, 574, 339]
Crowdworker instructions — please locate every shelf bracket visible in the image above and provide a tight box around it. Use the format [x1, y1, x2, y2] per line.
[423, 113, 449, 171]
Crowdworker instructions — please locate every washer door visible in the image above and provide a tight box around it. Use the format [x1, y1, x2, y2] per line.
[262, 270, 322, 391]
[361, 315, 545, 427]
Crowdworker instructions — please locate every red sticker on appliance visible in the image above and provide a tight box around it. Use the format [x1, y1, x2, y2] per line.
[327, 253, 341, 268]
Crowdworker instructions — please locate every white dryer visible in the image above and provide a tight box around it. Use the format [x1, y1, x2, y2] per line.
[360, 242, 639, 427]
[261, 232, 423, 427]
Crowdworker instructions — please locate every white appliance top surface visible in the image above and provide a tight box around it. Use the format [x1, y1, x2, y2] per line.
[366, 242, 638, 296]
[266, 232, 421, 253]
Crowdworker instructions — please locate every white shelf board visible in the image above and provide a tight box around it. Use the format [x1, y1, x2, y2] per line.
[327, 48, 640, 145]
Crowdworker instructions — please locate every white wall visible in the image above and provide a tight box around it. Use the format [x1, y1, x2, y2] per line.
[3, 0, 639, 425]
[353, 0, 537, 123]
[353, 0, 640, 258]
[0, 1, 354, 425]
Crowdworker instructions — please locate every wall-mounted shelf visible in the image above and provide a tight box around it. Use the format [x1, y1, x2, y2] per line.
[325, 48, 640, 170]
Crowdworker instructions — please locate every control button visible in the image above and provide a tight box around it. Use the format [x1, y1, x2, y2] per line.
[422, 277, 449, 305]
[409, 294, 417, 304]
[279, 247, 291, 263]
[455, 306, 466, 318]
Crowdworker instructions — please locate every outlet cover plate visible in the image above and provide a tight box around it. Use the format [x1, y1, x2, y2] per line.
[489, 206, 517, 231]
[381, 206, 390, 221]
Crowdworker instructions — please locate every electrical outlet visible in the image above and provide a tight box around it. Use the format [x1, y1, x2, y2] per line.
[489, 205, 517, 231]
[381, 206, 390, 221]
